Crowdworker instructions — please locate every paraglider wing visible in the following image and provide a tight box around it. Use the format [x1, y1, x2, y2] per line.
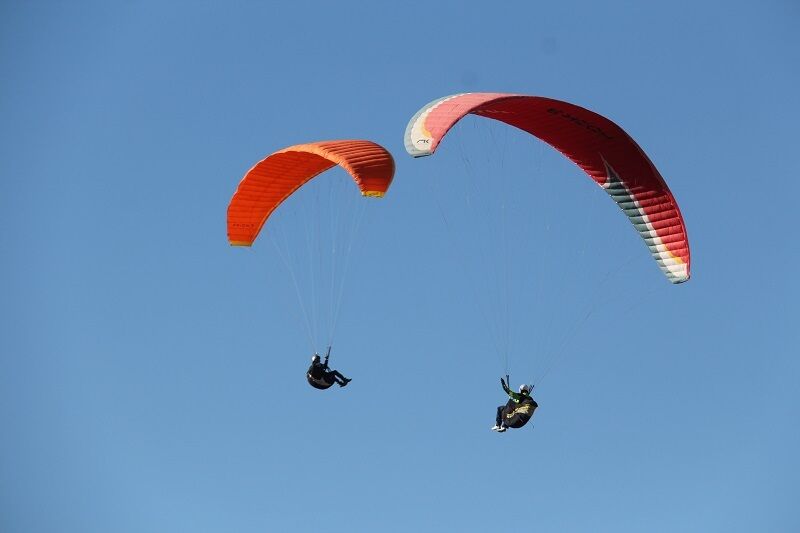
[404, 93, 691, 283]
[227, 140, 395, 246]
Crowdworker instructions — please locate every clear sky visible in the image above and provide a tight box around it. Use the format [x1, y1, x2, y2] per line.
[2, 1, 799, 532]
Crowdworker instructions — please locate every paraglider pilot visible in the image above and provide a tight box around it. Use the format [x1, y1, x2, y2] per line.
[307, 349, 351, 390]
[492, 375, 537, 432]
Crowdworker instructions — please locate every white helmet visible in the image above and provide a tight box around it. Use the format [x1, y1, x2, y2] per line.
[519, 384, 531, 394]
[311, 353, 320, 362]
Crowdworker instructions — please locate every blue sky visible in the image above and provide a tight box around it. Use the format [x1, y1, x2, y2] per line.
[2, 1, 798, 532]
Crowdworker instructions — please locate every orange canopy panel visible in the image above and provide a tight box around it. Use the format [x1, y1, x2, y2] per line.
[227, 140, 395, 246]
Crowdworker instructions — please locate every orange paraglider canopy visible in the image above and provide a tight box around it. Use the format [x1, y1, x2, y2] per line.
[227, 140, 395, 246]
